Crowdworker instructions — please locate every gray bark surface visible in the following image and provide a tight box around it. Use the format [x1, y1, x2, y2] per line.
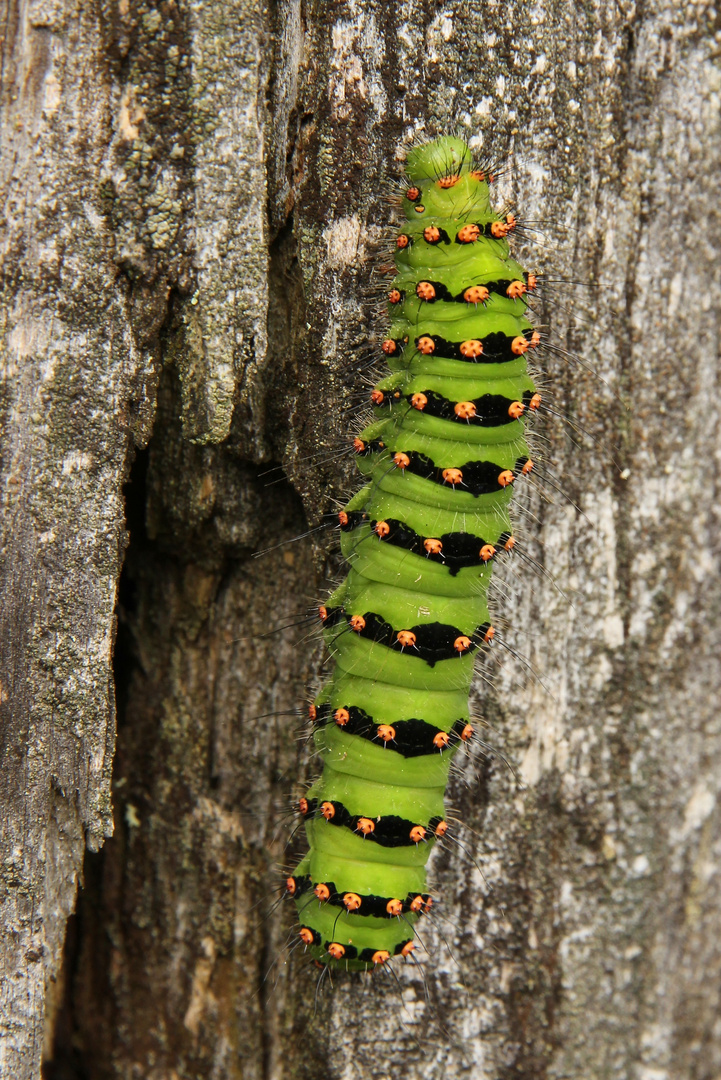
[1, 1, 720, 1078]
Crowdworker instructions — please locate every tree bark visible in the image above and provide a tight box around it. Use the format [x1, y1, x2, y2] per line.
[1, 1, 720, 1078]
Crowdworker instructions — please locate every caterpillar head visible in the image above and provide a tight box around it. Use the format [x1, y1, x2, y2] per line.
[405, 136, 473, 181]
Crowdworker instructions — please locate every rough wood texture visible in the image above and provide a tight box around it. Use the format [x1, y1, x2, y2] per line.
[1, 1, 720, 1078]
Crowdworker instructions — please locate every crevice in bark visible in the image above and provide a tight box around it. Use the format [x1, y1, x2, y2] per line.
[41, 447, 150, 1080]
[41, 351, 334, 1077]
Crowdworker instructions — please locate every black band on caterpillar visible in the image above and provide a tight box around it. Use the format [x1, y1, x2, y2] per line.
[314, 940, 416, 965]
[389, 270, 538, 308]
[297, 930, 415, 965]
[369, 520, 515, 571]
[396, 215, 517, 250]
[353, 446, 533, 495]
[319, 608, 495, 665]
[372, 388, 540, 427]
[297, 797, 448, 848]
[338, 512, 516, 575]
[288, 875, 433, 919]
[407, 329, 541, 363]
[313, 704, 474, 756]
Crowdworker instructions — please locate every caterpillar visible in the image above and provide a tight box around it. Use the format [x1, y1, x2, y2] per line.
[287, 134, 540, 972]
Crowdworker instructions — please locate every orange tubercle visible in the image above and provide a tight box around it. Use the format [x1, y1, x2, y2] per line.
[442, 467, 464, 486]
[460, 339, 483, 357]
[463, 285, 489, 303]
[457, 224, 480, 243]
[416, 281, 436, 301]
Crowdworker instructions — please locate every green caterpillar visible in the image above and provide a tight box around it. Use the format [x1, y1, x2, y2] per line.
[287, 135, 540, 971]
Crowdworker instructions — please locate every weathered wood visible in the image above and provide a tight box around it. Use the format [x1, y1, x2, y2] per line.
[2, 1, 720, 1078]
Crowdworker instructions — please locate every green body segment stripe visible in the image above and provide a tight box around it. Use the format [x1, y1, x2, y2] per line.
[342, 529, 497, 597]
[330, 633, 479, 691]
[307, 817, 434, 867]
[318, 671, 469, 724]
[349, 488, 513, 538]
[386, 348, 534, 378]
[307, 770, 445, 820]
[315, 725, 456, 788]
[292, 136, 538, 971]
[337, 574, 489, 630]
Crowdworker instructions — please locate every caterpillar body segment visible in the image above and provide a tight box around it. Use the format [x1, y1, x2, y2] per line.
[292, 136, 538, 972]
